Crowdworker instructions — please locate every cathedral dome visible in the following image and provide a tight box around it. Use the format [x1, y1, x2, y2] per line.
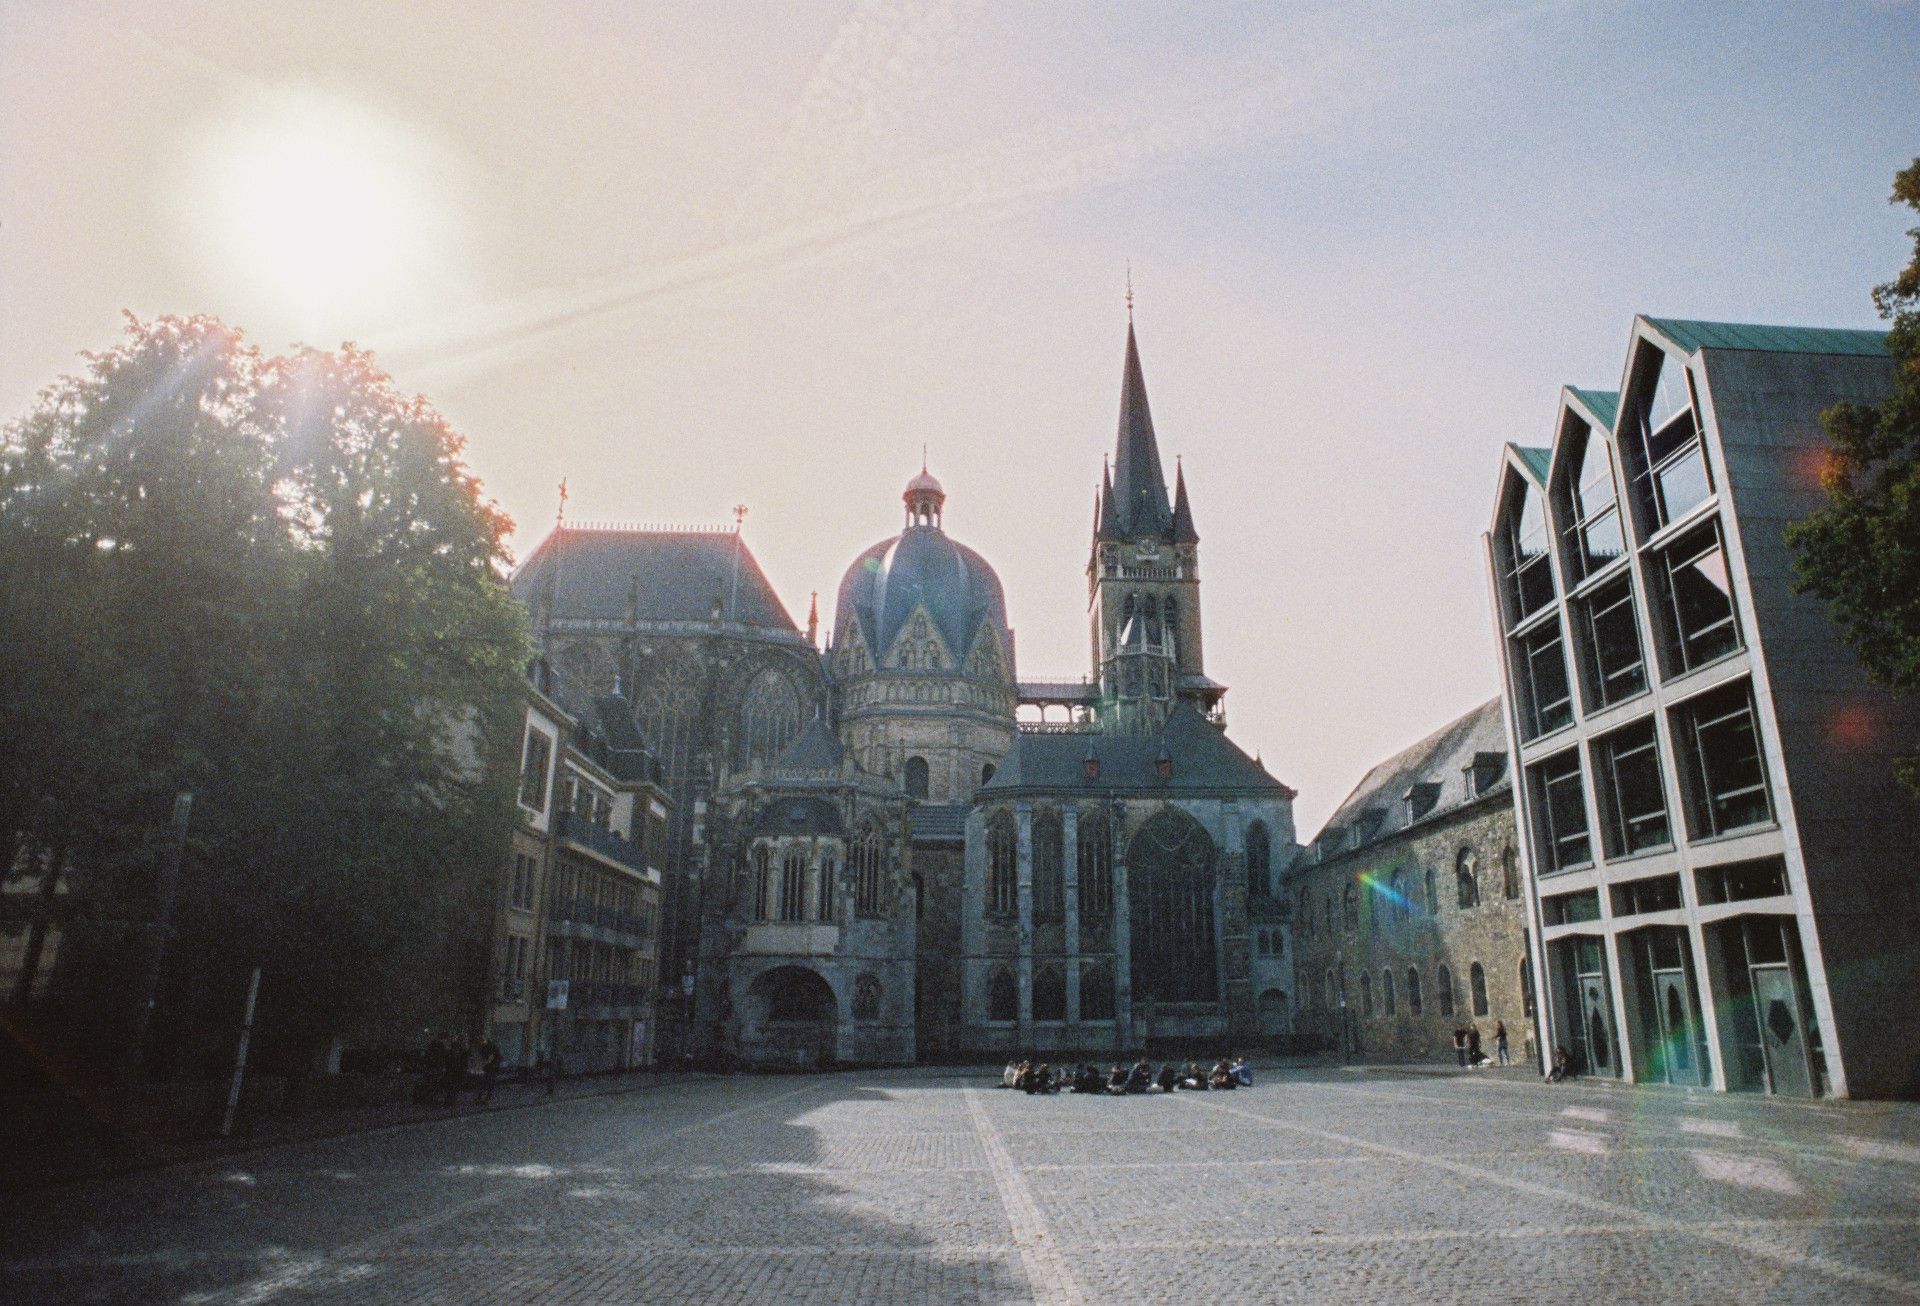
[836, 501, 1009, 675]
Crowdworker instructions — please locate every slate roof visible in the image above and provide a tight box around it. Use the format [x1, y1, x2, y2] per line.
[1567, 387, 1620, 430]
[908, 803, 968, 845]
[512, 527, 799, 633]
[769, 716, 843, 772]
[836, 524, 1009, 665]
[1110, 322, 1174, 538]
[1302, 698, 1508, 865]
[983, 704, 1291, 796]
[1643, 317, 1889, 358]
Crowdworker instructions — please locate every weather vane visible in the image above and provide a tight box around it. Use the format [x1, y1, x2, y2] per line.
[732, 503, 748, 532]
[556, 477, 568, 528]
[1125, 260, 1133, 321]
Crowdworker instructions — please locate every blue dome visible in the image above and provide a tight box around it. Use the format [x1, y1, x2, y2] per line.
[837, 523, 1009, 670]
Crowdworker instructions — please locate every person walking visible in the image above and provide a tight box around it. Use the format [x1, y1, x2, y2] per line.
[1452, 1026, 1468, 1069]
[478, 1037, 503, 1103]
[1466, 1024, 1483, 1067]
[1494, 1021, 1511, 1067]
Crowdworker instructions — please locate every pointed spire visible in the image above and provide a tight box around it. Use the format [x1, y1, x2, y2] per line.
[1112, 320, 1172, 537]
[806, 591, 820, 647]
[1096, 458, 1120, 542]
[1170, 457, 1198, 544]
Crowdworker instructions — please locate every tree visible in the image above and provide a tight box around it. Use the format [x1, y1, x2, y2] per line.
[0, 315, 528, 1080]
[1787, 158, 1920, 793]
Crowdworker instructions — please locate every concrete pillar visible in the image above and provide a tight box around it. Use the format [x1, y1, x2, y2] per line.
[1062, 805, 1081, 1026]
[1016, 802, 1033, 1041]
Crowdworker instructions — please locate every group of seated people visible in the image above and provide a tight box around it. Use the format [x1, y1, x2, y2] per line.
[1001, 1055, 1252, 1094]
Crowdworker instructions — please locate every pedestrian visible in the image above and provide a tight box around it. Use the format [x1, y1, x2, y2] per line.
[1494, 1021, 1511, 1067]
[1452, 1026, 1468, 1069]
[1466, 1024, 1483, 1067]
[1548, 1046, 1571, 1083]
[479, 1037, 503, 1103]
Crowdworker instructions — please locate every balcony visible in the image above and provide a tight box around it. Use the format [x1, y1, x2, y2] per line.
[553, 810, 652, 878]
[548, 895, 657, 945]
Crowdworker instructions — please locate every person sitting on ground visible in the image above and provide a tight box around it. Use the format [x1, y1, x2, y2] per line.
[1231, 1055, 1253, 1087]
[1548, 1046, 1572, 1083]
[1176, 1060, 1205, 1091]
[1078, 1063, 1105, 1093]
[1002, 1060, 1020, 1089]
[1028, 1062, 1057, 1094]
[1208, 1058, 1237, 1090]
[1155, 1062, 1178, 1093]
[1013, 1059, 1035, 1092]
[1107, 1063, 1129, 1093]
[1125, 1059, 1153, 1093]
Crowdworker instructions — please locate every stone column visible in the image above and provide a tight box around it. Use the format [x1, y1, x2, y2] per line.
[961, 810, 987, 1031]
[1016, 802, 1033, 1042]
[1112, 806, 1132, 1041]
[1062, 805, 1081, 1026]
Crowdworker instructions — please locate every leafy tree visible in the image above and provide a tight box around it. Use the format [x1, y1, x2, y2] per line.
[1787, 159, 1920, 794]
[0, 316, 528, 1079]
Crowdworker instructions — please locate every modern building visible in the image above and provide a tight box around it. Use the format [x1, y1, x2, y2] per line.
[1487, 316, 1918, 1099]
[510, 315, 1296, 1066]
[1284, 699, 1532, 1065]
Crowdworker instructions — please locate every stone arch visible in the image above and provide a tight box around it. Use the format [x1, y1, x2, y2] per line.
[738, 666, 802, 767]
[1126, 807, 1218, 1004]
[745, 965, 836, 1068]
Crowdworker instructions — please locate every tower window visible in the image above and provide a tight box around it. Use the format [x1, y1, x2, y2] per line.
[905, 756, 930, 800]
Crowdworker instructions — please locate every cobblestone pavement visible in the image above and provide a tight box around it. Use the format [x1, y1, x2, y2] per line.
[4, 1065, 1920, 1304]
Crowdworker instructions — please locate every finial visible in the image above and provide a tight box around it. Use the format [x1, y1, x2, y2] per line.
[1125, 261, 1133, 321]
[732, 503, 748, 533]
[556, 478, 569, 528]
[922, 442, 928, 473]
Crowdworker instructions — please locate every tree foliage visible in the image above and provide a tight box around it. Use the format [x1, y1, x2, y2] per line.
[0, 315, 528, 1077]
[1787, 159, 1920, 793]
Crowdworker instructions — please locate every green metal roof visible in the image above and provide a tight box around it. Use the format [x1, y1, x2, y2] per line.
[1512, 445, 1553, 484]
[1567, 387, 1619, 430]
[1644, 317, 1889, 357]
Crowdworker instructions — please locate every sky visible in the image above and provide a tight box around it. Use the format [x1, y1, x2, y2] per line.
[3, 0, 1916, 833]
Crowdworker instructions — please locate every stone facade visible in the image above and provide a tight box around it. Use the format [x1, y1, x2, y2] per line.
[1285, 700, 1534, 1067]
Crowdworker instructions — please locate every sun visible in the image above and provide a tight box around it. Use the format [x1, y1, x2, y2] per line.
[176, 87, 456, 337]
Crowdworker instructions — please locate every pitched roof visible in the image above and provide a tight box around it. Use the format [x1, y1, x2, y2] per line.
[513, 527, 799, 633]
[769, 715, 843, 772]
[1567, 387, 1620, 430]
[1111, 322, 1173, 537]
[1512, 445, 1553, 484]
[1300, 698, 1508, 865]
[1643, 317, 1889, 358]
[983, 704, 1291, 796]
[908, 803, 968, 845]
[1170, 462, 1199, 544]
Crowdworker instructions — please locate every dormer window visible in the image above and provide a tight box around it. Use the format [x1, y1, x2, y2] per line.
[1404, 782, 1440, 821]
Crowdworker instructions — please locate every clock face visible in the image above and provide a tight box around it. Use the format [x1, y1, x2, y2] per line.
[1136, 540, 1160, 560]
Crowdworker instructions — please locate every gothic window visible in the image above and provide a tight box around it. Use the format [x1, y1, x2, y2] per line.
[1032, 966, 1066, 1022]
[924, 640, 940, 668]
[781, 849, 807, 922]
[1437, 964, 1455, 1017]
[1470, 962, 1489, 1017]
[1080, 964, 1115, 1021]
[1245, 821, 1272, 899]
[905, 756, 930, 800]
[1456, 849, 1480, 909]
[1407, 967, 1423, 1015]
[1342, 883, 1359, 931]
[1389, 869, 1408, 923]
[1424, 866, 1438, 916]
[1127, 808, 1219, 1004]
[1502, 844, 1521, 900]
[1360, 971, 1373, 1017]
[988, 968, 1017, 1022]
[854, 824, 887, 919]
[1383, 969, 1396, 1017]
[853, 973, 881, 1021]
[981, 763, 996, 785]
[1032, 807, 1064, 923]
[818, 854, 838, 922]
[1144, 593, 1160, 643]
[987, 812, 1017, 916]
[632, 653, 699, 781]
[738, 668, 802, 767]
[753, 845, 773, 921]
[1078, 807, 1112, 917]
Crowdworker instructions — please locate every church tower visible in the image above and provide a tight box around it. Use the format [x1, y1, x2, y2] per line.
[1088, 318, 1222, 732]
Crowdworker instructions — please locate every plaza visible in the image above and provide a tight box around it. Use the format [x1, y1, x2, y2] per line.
[4, 1064, 1919, 1304]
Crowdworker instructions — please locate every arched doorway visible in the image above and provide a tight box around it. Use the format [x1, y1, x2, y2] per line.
[1127, 808, 1219, 1004]
[744, 966, 837, 1069]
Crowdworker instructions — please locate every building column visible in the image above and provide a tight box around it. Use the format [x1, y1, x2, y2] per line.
[1062, 805, 1080, 1026]
[1113, 809, 1131, 1040]
[1016, 802, 1034, 1042]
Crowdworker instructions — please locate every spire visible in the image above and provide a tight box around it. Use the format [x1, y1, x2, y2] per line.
[1112, 320, 1172, 537]
[806, 591, 820, 646]
[1096, 458, 1120, 542]
[1170, 457, 1198, 544]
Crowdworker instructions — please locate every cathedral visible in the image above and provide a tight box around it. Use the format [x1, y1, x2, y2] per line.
[513, 319, 1297, 1067]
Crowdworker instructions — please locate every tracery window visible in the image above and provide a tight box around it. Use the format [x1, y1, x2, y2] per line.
[1077, 807, 1112, 917]
[853, 973, 881, 1021]
[632, 652, 699, 781]
[1032, 807, 1064, 923]
[753, 845, 773, 921]
[1245, 820, 1272, 898]
[781, 849, 808, 922]
[739, 667, 803, 767]
[853, 824, 887, 919]
[1127, 808, 1219, 1004]
[818, 854, 838, 922]
[987, 811, 1017, 917]
[1456, 849, 1480, 909]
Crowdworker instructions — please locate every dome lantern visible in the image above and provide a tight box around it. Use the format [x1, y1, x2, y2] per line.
[904, 455, 945, 528]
